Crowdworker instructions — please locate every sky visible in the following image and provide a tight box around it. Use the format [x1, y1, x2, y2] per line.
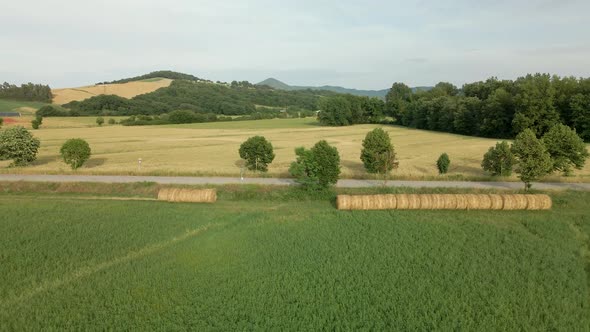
[1, 0, 590, 89]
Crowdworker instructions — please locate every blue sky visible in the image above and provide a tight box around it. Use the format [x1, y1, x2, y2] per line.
[1, 0, 589, 89]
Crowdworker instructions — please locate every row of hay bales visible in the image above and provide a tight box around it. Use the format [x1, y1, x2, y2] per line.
[336, 194, 551, 211]
[158, 188, 217, 203]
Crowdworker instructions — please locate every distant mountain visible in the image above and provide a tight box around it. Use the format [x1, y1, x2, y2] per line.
[257, 78, 431, 98]
[97, 70, 205, 85]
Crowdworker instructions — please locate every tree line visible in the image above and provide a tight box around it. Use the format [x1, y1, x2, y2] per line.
[61, 80, 333, 116]
[0, 82, 52, 102]
[96, 70, 205, 85]
[385, 74, 590, 141]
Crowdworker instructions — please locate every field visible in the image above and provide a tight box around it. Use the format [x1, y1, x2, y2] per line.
[0, 99, 50, 115]
[51, 78, 172, 104]
[0, 184, 589, 330]
[1, 117, 589, 181]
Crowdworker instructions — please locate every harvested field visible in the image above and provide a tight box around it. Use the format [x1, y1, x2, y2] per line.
[52, 78, 172, 104]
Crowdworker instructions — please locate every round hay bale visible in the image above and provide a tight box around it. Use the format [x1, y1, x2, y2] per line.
[455, 194, 468, 210]
[488, 194, 504, 210]
[336, 195, 351, 210]
[526, 194, 552, 210]
[466, 194, 492, 210]
[429, 194, 447, 210]
[373, 194, 396, 210]
[361, 195, 373, 210]
[158, 188, 216, 203]
[502, 194, 528, 210]
[396, 194, 410, 209]
[419, 194, 434, 210]
[441, 194, 457, 209]
[407, 194, 421, 209]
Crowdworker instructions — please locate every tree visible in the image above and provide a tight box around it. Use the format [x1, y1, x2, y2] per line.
[570, 94, 590, 141]
[108, 118, 116, 125]
[385, 82, 412, 120]
[318, 96, 352, 126]
[0, 126, 41, 166]
[436, 153, 450, 174]
[542, 124, 588, 176]
[512, 74, 560, 137]
[60, 138, 91, 170]
[481, 141, 516, 176]
[512, 129, 552, 189]
[96, 117, 104, 126]
[360, 128, 397, 174]
[289, 140, 340, 190]
[31, 118, 40, 129]
[239, 136, 275, 172]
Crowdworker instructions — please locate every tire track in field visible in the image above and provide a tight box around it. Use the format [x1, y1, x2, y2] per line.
[0, 223, 222, 308]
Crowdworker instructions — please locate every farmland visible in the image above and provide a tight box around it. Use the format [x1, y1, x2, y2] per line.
[1, 117, 589, 181]
[51, 78, 172, 104]
[0, 185, 589, 330]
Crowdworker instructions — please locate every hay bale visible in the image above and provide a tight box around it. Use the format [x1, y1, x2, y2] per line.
[465, 194, 492, 210]
[441, 194, 457, 210]
[420, 194, 434, 210]
[455, 194, 469, 210]
[396, 194, 410, 209]
[157, 188, 216, 203]
[336, 195, 351, 210]
[525, 194, 552, 210]
[429, 194, 447, 210]
[336, 194, 397, 210]
[488, 194, 504, 210]
[407, 194, 421, 209]
[502, 194, 528, 210]
[379, 194, 397, 210]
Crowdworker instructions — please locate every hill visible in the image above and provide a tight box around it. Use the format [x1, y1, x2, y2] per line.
[97, 70, 204, 85]
[257, 78, 432, 98]
[52, 79, 173, 105]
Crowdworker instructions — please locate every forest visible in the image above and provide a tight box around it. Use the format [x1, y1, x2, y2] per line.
[63, 80, 334, 116]
[0, 82, 52, 102]
[385, 74, 590, 141]
[96, 70, 204, 84]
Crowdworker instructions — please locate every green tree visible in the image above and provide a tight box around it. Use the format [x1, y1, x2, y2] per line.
[289, 140, 340, 190]
[239, 136, 275, 172]
[60, 138, 91, 170]
[360, 128, 397, 174]
[318, 96, 352, 126]
[0, 126, 41, 166]
[542, 124, 588, 176]
[385, 82, 412, 120]
[570, 94, 590, 141]
[512, 129, 552, 189]
[96, 117, 104, 126]
[31, 118, 40, 129]
[512, 74, 560, 137]
[436, 153, 451, 174]
[108, 118, 116, 125]
[481, 141, 516, 176]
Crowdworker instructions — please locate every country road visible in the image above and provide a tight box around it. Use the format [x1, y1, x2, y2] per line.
[0, 174, 589, 191]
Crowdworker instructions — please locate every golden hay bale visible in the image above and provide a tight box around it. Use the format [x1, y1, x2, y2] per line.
[465, 194, 492, 210]
[336, 195, 351, 210]
[396, 194, 410, 209]
[375, 194, 397, 210]
[157, 188, 216, 203]
[429, 194, 447, 210]
[502, 194, 528, 210]
[441, 194, 457, 210]
[488, 194, 504, 210]
[419, 194, 434, 210]
[407, 194, 421, 209]
[525, 194, 552, 210]
[455, 194, 469, 210]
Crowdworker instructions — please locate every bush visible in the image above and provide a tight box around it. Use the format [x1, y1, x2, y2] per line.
[360, 128, 397, 174]
[36, 105, 69, 117]
[31, 118, 40, 129]
[108, 118, 116, 125]
[289, 140, 341, 190]
[60, 138, 91, 170]
[96, 117, 104, 126]
[481, 141, 515, 176]
[239, 136, 275, 172]
[0, 126, 41, 166]
[542, 124, 588, 176]
[436, 153, 450, 174]
[168, 110, 196, 124]
[512, 129, 552, 190]
[0, 118, 3, 127]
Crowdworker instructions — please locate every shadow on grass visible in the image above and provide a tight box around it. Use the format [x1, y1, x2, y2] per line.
[85, 158, 107, 169]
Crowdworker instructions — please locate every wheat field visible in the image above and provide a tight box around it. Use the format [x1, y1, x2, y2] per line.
[1, 117, 589, 181]
[51, 79, 172, 104]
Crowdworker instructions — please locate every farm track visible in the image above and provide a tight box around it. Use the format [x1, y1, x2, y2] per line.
[1, 174, 590, 191]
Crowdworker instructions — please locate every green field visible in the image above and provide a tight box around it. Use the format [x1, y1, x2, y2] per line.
[1, 185, 589, 330]
[0, 99, 49, 115]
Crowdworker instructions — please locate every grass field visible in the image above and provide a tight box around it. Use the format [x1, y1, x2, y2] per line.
[51, 78, 172, 104]
[1, 117, 589, 181]
[0, 99, 50, 115]
[0, 185, 589, 330]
